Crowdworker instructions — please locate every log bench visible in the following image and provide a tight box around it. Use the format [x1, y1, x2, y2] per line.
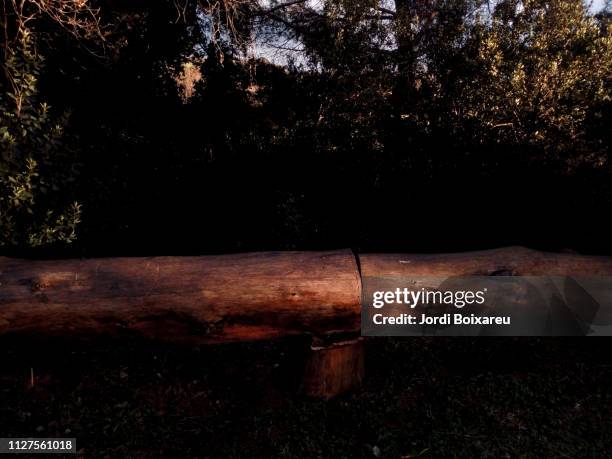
[1, 247, 611, 398]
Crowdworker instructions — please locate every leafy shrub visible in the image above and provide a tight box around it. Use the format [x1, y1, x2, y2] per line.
[0, 29, 81, 248]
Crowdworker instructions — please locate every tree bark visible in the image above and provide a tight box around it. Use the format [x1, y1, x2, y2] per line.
[1, 247, 612, 344]
[0, 250, 362, 344]
[359, 246, 612, 277]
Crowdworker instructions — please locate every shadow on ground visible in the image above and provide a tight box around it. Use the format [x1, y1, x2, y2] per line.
[0, 337, 610, 458]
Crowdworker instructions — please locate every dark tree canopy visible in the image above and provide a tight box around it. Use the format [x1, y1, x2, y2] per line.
[1, 0, 611, 256]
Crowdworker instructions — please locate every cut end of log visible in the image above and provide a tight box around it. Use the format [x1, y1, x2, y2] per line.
[302, 338, 364, 400]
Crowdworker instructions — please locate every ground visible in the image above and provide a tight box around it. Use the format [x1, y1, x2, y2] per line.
[1, 337, 610, 458]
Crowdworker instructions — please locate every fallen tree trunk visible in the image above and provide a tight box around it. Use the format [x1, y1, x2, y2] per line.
[0, 250, 362, 344]
[359, 246, 612, 277]
[1, 247, 612, 344]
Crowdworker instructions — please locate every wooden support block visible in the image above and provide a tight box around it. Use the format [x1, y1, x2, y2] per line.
[302, 337, 364, 399]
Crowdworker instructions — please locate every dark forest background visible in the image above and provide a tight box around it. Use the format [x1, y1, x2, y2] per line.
[1, 0, 611, 257]
[2, 3, 612, 457]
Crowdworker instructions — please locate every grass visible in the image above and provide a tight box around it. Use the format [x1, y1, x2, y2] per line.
[0, 337, 610, 458]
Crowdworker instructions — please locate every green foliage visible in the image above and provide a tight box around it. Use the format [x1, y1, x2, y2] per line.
[1, 0, 607, 253]
[277, 0, 611, 171]
[464, 0, 612, 168]
[0, 29, 81, 248]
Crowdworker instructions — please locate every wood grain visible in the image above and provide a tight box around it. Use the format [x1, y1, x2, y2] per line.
[1, 247, 611, 343]
[302, 338, 364, 399]
[0, 250, 362, 343]
[360, 247, 612, 277]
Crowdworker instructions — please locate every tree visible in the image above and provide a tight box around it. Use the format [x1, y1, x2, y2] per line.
[461, 0, 612, 169]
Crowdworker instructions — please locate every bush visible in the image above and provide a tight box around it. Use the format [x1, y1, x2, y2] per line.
[0, 28, 81, 248]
